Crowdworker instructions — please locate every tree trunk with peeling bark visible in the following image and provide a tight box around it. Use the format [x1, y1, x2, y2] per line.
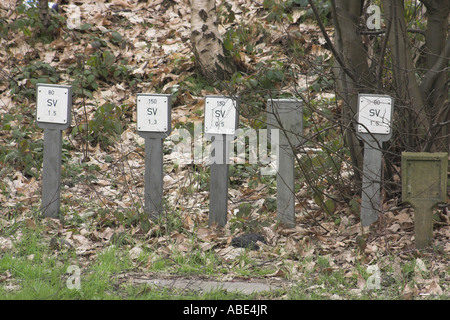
[190, 0, 235, 83]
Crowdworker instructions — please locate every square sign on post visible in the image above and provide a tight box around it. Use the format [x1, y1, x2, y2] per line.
[36, 83, 72, 129]
[402, 152, 448, 248]
[136, 93, 172, 219]
[204, 95, 239, 227]
[356, 94, 394, 227]
[204, 96, 238, 136]
[137, 93, 171, 138]
[357, 94, 393, 136]
[36, 83, 72, 219]
[402, 153, 447, 203]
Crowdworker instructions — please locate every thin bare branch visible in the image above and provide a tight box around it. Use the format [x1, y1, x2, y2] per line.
[306, 0, 358, 84]
[420, 37, 450, 95]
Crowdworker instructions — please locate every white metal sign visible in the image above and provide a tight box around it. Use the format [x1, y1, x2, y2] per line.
[137, 94, 170, 133]
[204, 96, 238, 135]
[357, 94, 393, 134]
[36, 84, 71, 125]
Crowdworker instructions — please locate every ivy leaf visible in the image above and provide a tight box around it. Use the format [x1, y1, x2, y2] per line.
[111, 31, 122, 44]
[223, 36, 234, 51]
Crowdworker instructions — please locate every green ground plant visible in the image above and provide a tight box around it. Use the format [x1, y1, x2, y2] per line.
[0, 2, 64, 43]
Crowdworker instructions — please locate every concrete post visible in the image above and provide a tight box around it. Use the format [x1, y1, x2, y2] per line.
[137, 93, 172, 219]
[402, 152, 448, 248]
[267, 99, 303, 227]
[36, 83, 72, 219]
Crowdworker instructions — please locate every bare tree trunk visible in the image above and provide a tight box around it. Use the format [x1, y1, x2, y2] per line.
[381, 0, 428, 150]
[420, 0, 450, 152]
[330, 0, 376, 184]
[190, 0, 235, 83]
[310, 0, 448, 186]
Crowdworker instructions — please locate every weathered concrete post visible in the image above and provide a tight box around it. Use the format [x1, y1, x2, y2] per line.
[204, 96, 239, 227]
[267, 99, 303, 227]
[356, 94, 393, 226]
[137, 93, 171, 219]
[401, 152, 448, 248]
[36, 83, 72, 218]
[209, 134, 230, 227]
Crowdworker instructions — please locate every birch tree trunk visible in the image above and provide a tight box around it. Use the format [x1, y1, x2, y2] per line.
[190, 0, 235, 83]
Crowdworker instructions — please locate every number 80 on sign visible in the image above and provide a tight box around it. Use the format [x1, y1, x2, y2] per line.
[36, 84, 72, 126]
[357, 94, 393, 135]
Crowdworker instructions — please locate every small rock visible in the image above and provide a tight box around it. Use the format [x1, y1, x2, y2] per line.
[231, 233, 266, 250]
[129, 246, 143, 260]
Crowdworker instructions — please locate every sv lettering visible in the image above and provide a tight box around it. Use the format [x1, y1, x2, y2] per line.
[147, 107, 158, 115]
[47, 99, 58, 107]
[214, 110, 225, 118]
[369, 109, 380, 117]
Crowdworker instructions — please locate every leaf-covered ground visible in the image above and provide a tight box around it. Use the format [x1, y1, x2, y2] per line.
[0, 0, 448, 299]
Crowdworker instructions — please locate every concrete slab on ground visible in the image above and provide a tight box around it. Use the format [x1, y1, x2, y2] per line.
[130, 276, 289, 295]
